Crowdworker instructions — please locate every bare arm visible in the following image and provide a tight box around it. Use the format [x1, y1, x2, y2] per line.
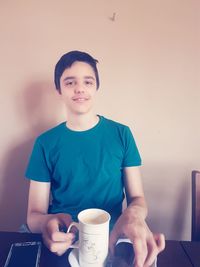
[27, 180, 53, 233]
[123, 166, 147, 220]
[27, 180, 74, 255]
[110, 167, 165, 267]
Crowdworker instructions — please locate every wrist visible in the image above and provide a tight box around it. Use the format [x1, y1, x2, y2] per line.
[124, 204, 147, 221]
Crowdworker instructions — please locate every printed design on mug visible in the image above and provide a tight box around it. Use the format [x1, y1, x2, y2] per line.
[82, 237, 101, 262]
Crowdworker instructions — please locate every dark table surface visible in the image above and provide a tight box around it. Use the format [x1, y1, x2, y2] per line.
[0, 231, 200, 267]
[157, 239, 200, 267]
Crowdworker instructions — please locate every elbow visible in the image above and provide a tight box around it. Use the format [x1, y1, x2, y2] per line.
[26, 212, 32, 232]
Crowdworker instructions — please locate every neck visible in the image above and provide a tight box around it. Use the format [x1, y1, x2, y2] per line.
[66, 113, 99, 131]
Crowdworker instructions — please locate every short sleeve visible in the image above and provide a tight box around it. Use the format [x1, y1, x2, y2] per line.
[25, 138, 51, 182]
[122, 126, 142, 167]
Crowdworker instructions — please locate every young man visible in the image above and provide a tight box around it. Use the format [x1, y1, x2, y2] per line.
[26, 51, 165, 267]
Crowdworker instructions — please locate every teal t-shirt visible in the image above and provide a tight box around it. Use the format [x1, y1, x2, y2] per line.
[25, 116, 141, 226]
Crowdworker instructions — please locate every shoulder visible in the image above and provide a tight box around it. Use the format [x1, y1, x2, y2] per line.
[102, 116, 129, 130]
[101, 116, 131, 135]
[101, 116, 137, 144]
[36, 122, 66, 145]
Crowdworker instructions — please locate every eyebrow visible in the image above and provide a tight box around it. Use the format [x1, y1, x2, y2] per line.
[84, 76, 95, 80]
[62, 76, 95, 82]
[62, 76, 75, 82]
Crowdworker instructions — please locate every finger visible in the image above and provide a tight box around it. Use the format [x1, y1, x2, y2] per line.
[51, 231, 75, 242]
[109, 229, 120, 255]
[154, 233, 165, 252]
[48, 240, 73, 255]
[46, 217, 60, 234]
[57, 213, 73, 228]
[57, 214, 78, 235]
[143, 238, 158, 267]
[133, 239, 147, 267]
[144, 233, 165, 267]
[43, 231, 75, 254]
[46, 218, 75, 242]
[66, 224, 78, 235]
[51, 240, 73, 256]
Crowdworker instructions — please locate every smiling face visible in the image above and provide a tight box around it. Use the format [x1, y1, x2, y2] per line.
[59, 61, 98, 116]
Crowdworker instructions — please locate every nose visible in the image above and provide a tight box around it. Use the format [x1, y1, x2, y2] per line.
[74, 82, 85, 94]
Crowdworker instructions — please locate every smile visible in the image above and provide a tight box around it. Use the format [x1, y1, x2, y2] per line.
[73, 98, 88, 102]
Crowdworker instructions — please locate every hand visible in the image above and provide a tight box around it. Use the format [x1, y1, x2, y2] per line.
[42, 213, 75, 256]
[109, 212, 165, 267]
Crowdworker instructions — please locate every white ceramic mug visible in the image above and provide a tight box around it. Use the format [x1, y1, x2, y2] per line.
[67, 208, 111, 267]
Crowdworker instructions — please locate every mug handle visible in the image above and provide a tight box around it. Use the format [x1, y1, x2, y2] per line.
[67, 222, 79, 248]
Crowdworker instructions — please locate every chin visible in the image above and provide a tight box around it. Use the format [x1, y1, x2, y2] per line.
[73, 106, 93, 115]
[73, 109, 91, 115]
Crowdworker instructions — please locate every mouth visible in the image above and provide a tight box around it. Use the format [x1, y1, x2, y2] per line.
[72, 97, 89, 103]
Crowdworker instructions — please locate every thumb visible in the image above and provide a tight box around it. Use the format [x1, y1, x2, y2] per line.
[109, 228, 119, 255]
[56, 213, 73, 232]
[62, 213, 73, 226]
[57, 213, 72, 221]
[153, 233, 165, 252]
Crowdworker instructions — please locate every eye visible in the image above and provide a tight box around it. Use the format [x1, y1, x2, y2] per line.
[64, 80, 76, 87]
[85, 80, 94, 86]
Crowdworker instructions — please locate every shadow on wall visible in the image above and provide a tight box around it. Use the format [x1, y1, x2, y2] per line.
[168, 180, 190, 240]
[144, 165, 191, 241]
[0, 81, 64, 231]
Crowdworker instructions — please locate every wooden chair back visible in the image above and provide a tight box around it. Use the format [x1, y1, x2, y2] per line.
[191, 170, 200, 241]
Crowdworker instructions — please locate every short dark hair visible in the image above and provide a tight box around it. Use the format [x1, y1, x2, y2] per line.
[54, 50, 100, 92]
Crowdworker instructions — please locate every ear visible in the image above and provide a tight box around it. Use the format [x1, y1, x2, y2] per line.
[55, 89, 64, 103]
[55, 88, 62, 96]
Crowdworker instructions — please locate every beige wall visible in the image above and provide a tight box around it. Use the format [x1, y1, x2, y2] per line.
[0, 0, 199, 240]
